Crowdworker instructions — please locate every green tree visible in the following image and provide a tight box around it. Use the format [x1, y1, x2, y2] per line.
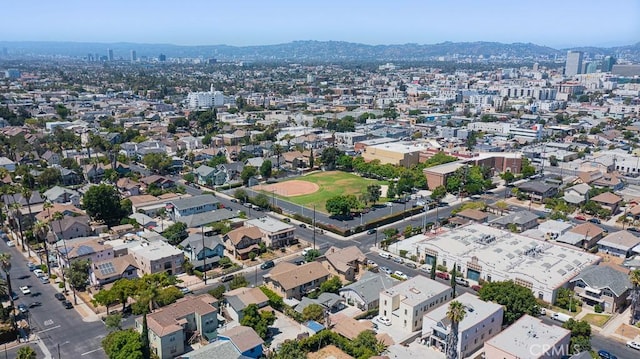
[162, 222, 188, 245]
[55, 104, 70, 119]
[240, 304, 276, 339]
[521, 157, 536, 179]
[83, 184, 126, 226]
[208, 285, 227, 299]
[229, 275, 249, 290]
[478, 281, 539, 325]
[182, 173, 195, 184]
[309, 148, 315, 169]
[141, 313, 150, 359]
[102, 329, 143, 359]
[630, 269, 640, 325]
[302, 303, 325, 322]
[386, 182, 396, 199]
[142, 153, 172, 174]
[562, 319, 592, 353]
[241, 166, 258, 185]
[366, 184, 381, 204]
[325, 194, 358, 217]
[549, 155, 559, 167]
[234, 188, 249, 202]
[253, 193, 271, 209]
[304, 249, 321, 262]
[37, 167, 62, 187]
[446, 300, 467, 359]
[259, 286, 284, 311]
[450, 263, 457, 299]
[16, 346, 36, 359]
[500, 171, 515, 184]
[105, 313, 123, 331]
[94, 287, 119, 314]
[431, 185, 447, 202]
[430, 258, 437, 280]
[68, 259, 91, 291]
[320, 147, 343, 171]
[260, 160, 273, 179]
[319, 276, 342, 294]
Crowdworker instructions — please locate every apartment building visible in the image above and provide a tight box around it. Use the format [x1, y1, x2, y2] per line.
[137, 294, 219, 359]
[245, 217, 295, 249]
[379, 275, 453, 332]
[422, 293, 503, 358]
[130, 240, 184, 275]
[263, 262, 330, 300]
[166, 194, 220, 220]
[484, 315, 571, 359]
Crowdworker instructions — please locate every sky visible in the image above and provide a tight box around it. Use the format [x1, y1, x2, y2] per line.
[2, 0, 638, 48]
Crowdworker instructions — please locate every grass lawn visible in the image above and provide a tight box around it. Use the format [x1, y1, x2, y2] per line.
[582, 313, 611, 327]
[276, 171, 386, 212]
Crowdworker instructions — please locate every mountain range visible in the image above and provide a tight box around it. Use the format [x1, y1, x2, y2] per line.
[0, 40, 638, 62]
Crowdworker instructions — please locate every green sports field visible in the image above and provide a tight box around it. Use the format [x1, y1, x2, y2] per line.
[274, 171, 386, 212]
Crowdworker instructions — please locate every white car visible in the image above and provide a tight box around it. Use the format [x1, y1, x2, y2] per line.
[19, 286, 31, 295]
[394, 271, 408, 280]
[627, 340, 640, 350]
[6, 241, 15, 247]
[33, 269, 44, 278]
[376, 316, 392, 326]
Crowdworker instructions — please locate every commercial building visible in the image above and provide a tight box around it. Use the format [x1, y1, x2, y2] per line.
[422, 293, 503, 358]
[379, 275, 453, 332]
[484, 315, 571, 359]
[423, 161, 466, 190]
[362, 142, 427, 167]
[565, 51, 583, 76]
[398, 224, 600, 303]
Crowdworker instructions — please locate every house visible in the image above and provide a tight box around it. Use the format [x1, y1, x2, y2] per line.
[83, 163, 106, 183]
[90, 254, 139, 286]
[563, 183, 591, 205]
[58, 236, 114, 266]
[562, 222, 605, 249]
[454, 209, 489, 224]
[179, 234, 224, 270]
[130, 240, 185, 275]
[570, 265, 632, 313]
[0, 156, 16, 172]
[34, 203, 84, 223]
[116, 178, 142, 196]
[319, 246, 367, 282]
[490, 210, 539, 232]
[263, 262, 330, 300]
[223, 287, 269, 322]
[379, 275, 453, 332]
[136, 294, 219, 359]
[41, 150, 61, 165]
[422, 293, 503, 359]
[215, 162, 244, 184]
[194, 165, 216, 186]
[140, 175, 176, 190]
[42, 186, 81, 206]
[47, 215, 93, 242]
[331, 313, 375, 341]
[484, 315, 571, 359]
[245, 217, 295, 249]
[597, 230, 640, 258]
[166, 194, 220, 220]
[516, 181, 559, 203]
[176, 209, 237, 229]
[218, 326, 264, 359]
[591, 192, 623, 215]
[339, 272, 397, 311]
[176, 340, 252, 359]
[223, 226, 263, 260]
[294, 292, 344, 314]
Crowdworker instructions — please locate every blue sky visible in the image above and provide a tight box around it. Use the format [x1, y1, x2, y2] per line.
[3, 0, 638, 48]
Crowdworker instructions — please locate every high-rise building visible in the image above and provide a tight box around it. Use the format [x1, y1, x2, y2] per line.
[108, 48, 114, 61]
[602, 56, 616, 72]
[585, 62, 598, 74]
[565, 51, 583, 76]
[130, 50, 137, 62]
[158, 54, 166, 62]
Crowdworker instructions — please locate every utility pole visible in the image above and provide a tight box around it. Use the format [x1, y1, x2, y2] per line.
[312, 205, 316, 250]
[201, 226, 207, 285]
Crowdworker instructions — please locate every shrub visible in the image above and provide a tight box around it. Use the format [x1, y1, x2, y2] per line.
[399, 250, 408, 258]
[50, 274, 58, 280]
[58, 283, 65, 289]
[594, 304, 603, 313]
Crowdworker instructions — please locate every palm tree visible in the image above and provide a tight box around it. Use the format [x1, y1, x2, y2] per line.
[446, 300, 467, 359]
[272, 144, 283, 171]
[9, 202, 25, 251]
[630, 269, 640, 325]
[53, 211, 72, 300]
[0, 253, 17, 334]
[33, 220, 51, 276]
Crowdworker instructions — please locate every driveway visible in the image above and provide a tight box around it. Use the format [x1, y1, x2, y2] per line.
[268, 311, 312, 349]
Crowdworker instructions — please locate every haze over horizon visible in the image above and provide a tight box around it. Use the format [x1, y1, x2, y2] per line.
[2, 0, 638, 49]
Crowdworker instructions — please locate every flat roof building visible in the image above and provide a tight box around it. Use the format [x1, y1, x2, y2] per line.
[362, 142, 428, 168]
[394, 224, 600, 303]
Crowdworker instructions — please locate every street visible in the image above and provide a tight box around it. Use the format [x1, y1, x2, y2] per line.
[0, 240, 107, 359]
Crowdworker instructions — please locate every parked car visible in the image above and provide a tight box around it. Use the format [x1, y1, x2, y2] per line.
[54, 293, 66, 301]
[39, 275, 50, 284]
[378, 252, 392, 260]
[575, 215, 586, 221]
[628, 227, 640, 233]
[366, 260, 377, 267]
[220, 275, 234, 282]
[299, 223, 307, 228]
[588, 218, 601, 224]
[393, 257, 404, 264]
[33, 269, 44, 278]
[376, 316, 392, 326]
[393, 271, 408, 280]
[367, 229, 377, 235]
[597, 350, 617, 359]
[17, 304, 28, 313]
[178, 287, 191, 295]
[380, 266, 392, 275]
[405, 262, 417, 269]
[455, 277, 470, 287]
[6, 241, 15, 247]
[293, 259, 306, 266]
[627, 340, 640, 350]
[19, 286, 31, 295]
[230, 199, 238, 203]
[436, 272, 450, 280]
[471, 285, 482, 292]
[27, 263, 37, 271]
[260, 260, 275, 270]
[419, 265, 431, 274]
[62, 300, 73, 309]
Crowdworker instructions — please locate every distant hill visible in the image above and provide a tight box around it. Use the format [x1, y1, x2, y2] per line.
[0, 40, 637, 62]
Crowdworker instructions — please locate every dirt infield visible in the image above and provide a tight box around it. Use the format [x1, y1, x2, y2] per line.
[255, 180, 320, 197]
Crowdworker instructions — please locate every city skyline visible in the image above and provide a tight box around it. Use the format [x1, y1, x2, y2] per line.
[2, 0, 638, 49]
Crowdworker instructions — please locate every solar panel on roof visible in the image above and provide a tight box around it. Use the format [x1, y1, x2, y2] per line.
[98, 262, 116, 275]
[76, 245, 95, 256]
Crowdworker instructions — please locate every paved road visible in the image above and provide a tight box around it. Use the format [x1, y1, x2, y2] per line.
[1, 240, 107, 359]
